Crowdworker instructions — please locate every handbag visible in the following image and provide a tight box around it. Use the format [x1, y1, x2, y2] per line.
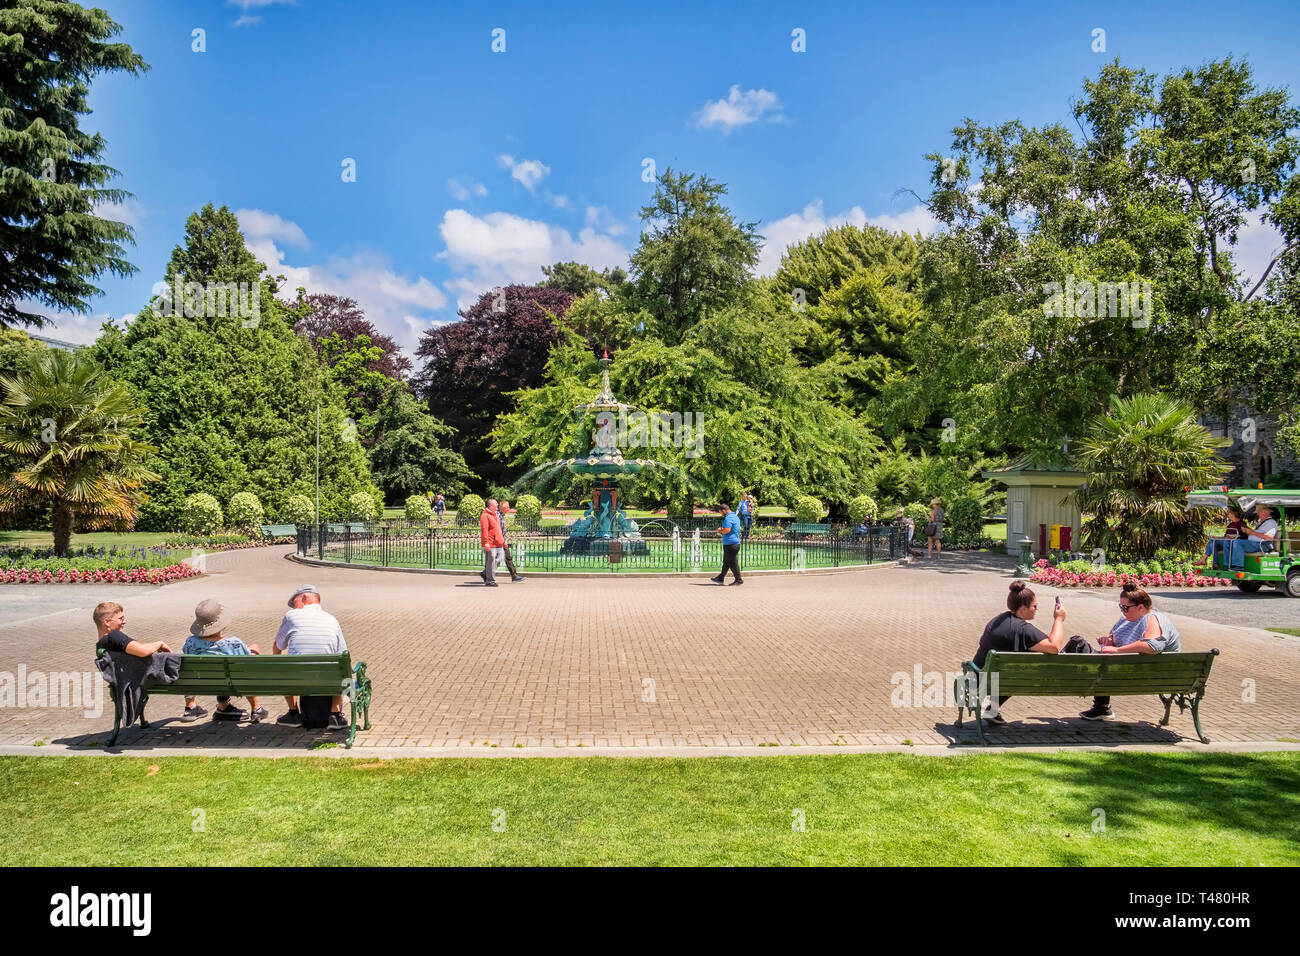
[923, 521, 937, 537]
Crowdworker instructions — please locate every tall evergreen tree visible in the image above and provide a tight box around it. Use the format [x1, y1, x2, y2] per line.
[628, 169, 761, 344]
[0, 0, 147, 328]
[90, 205, 374, 528]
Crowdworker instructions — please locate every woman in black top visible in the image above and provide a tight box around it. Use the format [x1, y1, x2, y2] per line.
[971, 582, 1067, 723]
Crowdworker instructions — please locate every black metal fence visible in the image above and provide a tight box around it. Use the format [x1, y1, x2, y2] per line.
[296, 522, 906, 573]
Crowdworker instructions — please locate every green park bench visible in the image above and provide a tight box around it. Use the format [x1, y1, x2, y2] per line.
[99, 652, 373, 748]
[954, 649, 1219, 745]
[259, 524, 296, 538]
[326, 523, 369, 534]
[790, 523, 831, 537]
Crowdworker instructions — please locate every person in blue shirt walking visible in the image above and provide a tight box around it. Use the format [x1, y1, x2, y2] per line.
[737, 494, 752, 539]
[711, 502, 744, 585]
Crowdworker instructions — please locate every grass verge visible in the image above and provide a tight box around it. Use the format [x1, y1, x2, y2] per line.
[2, 752, 1296, 866]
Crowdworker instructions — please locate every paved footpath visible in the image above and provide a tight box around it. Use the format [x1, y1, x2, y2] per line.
[1, 547, 1298, 751]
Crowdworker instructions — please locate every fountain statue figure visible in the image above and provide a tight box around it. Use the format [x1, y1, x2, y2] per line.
[558, 353, 660, 556]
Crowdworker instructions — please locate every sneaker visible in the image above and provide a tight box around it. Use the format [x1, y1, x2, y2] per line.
[275, 709, 303, 727]
[213, 705, 246, 722]
[485, 582, 499, 587]
[248, 706, 268, 723]
[181, 704, 208, 722]
[512, 575, 525, 582]
[1080, 705, 1116, 721]
[478, 571, 486, 580]
[981, 705, 1007, 726]
[710, 576, 724, 584]
[728, 579, 744, 586]
[326, 712, 350, 732]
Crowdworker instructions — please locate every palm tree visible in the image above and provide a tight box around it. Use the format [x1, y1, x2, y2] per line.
[1069, 393, 1229, 561]
[0, 350, 159, 554]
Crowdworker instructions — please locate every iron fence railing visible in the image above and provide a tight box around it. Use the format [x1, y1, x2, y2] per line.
[296, 523, 905, 573]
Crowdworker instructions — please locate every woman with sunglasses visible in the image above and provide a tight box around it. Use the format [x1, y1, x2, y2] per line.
[1085, 583, 1183, 721]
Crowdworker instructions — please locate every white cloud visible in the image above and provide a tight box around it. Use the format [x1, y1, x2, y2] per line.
[227, 0, 294, 9]
[437, 209, 629, 310]
[93, 199, 145, 229]
[232, 15, 262, 27]
[234, 208, 447, 355]
[1234, 217, 1287, 292]
[584, 205, 627, 236]
[18, 306, 128, 347]
[497, 154, 550, 191]
[548, 192, 569, 208]
[755, 200, 938, 276]
[236, 208, 309, 251]
[447, 178, 488, 201]
[695, 86, 783, 133]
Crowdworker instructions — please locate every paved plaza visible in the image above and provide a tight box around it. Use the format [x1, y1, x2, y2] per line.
[1, 546, 1298, 751]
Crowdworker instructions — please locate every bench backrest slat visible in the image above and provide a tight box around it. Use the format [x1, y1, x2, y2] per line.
[163, 653, 353, 695]
[982, 651, 1215, 695]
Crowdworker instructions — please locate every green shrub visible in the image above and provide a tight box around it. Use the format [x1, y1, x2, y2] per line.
[946, 495, 984, 545]
[282, 494, 314, 527]
[457, 494, 485, 526]
[182, 493, 223, 536]
[347, 491, 376, 522]
[903, 502, 930, 526]
[515, 494, 542, 531]
[226, 492, 264, 532]
[793, 495, 825, 524]
[405, 494, 433, 522]
[847, 495, 878, 526]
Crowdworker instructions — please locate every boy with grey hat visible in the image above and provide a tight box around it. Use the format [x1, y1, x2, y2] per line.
[180, 599, 267, 722]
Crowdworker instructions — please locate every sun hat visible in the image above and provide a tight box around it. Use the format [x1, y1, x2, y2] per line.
[288, 584, 319, 607]
[190, 599, 231, 637]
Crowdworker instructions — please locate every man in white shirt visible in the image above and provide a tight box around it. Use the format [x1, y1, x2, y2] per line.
[273, 585, 348, 730]
[1227, 506, 1278, 567]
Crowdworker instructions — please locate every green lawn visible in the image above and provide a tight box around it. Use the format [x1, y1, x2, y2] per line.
[1271, 628, 1300, 637]
[3, 752, 1296, 865]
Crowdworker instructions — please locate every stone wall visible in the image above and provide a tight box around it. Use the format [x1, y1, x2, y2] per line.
[1200, 407, 1299, 485]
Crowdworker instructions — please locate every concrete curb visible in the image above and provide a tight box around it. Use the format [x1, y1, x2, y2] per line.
[6, 741, 1300, 759]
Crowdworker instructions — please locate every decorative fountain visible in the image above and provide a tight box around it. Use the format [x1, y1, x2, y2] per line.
[557, 355, 654, 556]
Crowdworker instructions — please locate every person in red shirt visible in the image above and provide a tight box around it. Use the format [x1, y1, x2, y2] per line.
[480, 498, 505, 586]
[1195, 506, 1248, 567]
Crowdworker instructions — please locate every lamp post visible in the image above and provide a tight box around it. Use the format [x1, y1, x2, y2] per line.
[315, 402, 321, 551]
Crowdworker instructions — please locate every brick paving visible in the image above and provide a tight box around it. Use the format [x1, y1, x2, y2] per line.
[1, 546, 1298, 751]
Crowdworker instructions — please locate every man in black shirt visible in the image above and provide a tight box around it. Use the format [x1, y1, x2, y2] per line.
[94, 602, 205, 721]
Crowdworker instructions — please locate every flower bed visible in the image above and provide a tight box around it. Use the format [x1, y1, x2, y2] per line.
[0, 544, 205, 585]
[1029, 557, 1231, 589]
[0, 564, 202, 585]
[1, 545, 181, 573]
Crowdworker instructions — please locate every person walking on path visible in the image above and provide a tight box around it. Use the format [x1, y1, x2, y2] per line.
[711, 502, 744, 585]
[480, 498, 505, 586]
[433, 493, 446, 525]
[737, 494, 753, 539]
[925, 498, 945, 559]
[492, 499, 525, 582]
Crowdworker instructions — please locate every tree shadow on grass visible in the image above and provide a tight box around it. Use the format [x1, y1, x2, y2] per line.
[1004, 749, 1300, 852]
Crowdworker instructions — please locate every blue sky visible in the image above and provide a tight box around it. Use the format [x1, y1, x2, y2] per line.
[43, 0, 1300, 352]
